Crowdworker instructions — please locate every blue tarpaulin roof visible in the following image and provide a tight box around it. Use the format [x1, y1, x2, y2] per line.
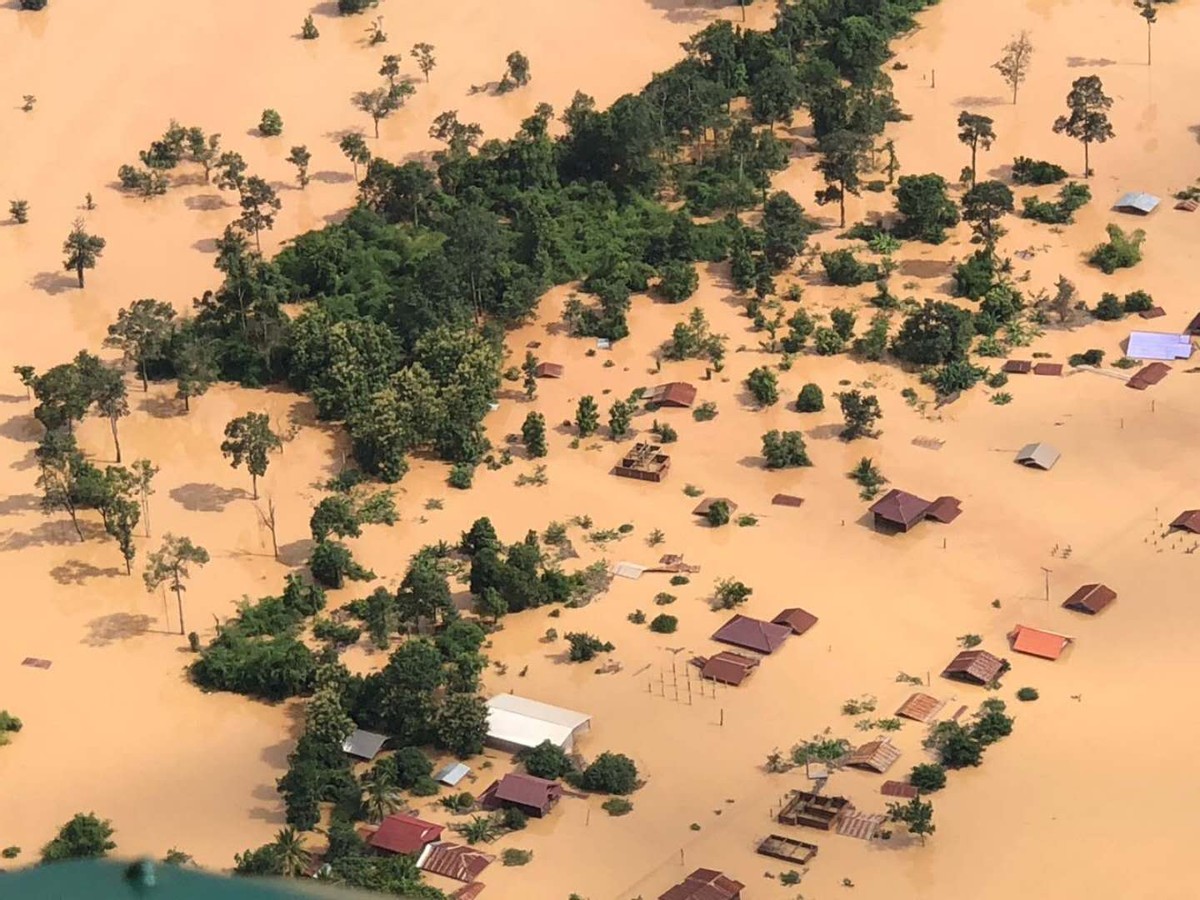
[1115, 192, 1160, 214]
[1126, 331, 1193, 361]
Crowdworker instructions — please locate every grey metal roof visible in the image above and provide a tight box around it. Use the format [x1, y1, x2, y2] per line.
[1126, 331, 1193, 361]
[1015, 442, 1061, 470]
[341, 728, 387, 760]
[1114, 192, 1160, 214]
[433, 761, 471, 786]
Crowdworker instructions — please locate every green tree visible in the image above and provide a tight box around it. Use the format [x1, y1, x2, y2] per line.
[658, 261, 699, 302]
[909, 763, 947, 792]
[854, 311, 891, 361]
[300, 14, 319, 39]
[761, 430, 811, 468]
[339, 132, 372, 181]
[9, 199, 29, 224]
[580, 752, 638, 795]
[379, 54, 402, 86]
[354, 86, 402, 139]
[522, 740, 575, 779]
[258, 109, 283, 137]
[706, 500, 731, 527]
[502, 50, 532, 90]
[90, 366, 129, 463]
[173, 332, 219, 411]
[957, 112, 996, 186]
[104, 298, 176, 391]
[745, 366, 779, 407]
[435, 692, 489, 757]
[221, 412, 282, 499]
[35, 432, 93, 541]
[41, 813, 116, 862]
[411, 43, 436, 81]
[815, 130, 870, 227]
[62, 218, 106, 288]
[521, 351, 539, 400]
[575, 395, 599, 436]
[286, 145, 312, 188]
[762, 191, 813, 271]
[236, 176, 282, 252]
[521, 411, 547, 457]
[132, 458, 158, 537]
[305, 683, 355, 749]
[566, 632, 614, 662]
[796, 383, 824, 412]
[310, 495, 360, 542]
[891, 300, 975, 366]
[143, 534, 210, 635]
[1052, 75, 1115, 177]
[962, 180, 1014, 256]
[396, 554, 454, 628]
[888, 796, 935, 844]
[98, 466, 140, 574]
[894, 174, 959, 243]
[994, 31, 1034, 104]
[608, 398, 634, 439]
[362, 768, 403, 823]
[713, 577, 751, 608]
[837, 390, 882, 440]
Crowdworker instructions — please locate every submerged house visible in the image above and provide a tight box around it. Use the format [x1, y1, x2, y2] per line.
[484, 693, 591, 753]
[941, 649, 1009, 685]
[711, 614, 791, 655]
[479, 773, 563, 818]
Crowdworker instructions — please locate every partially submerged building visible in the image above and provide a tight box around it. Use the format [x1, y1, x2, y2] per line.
[342, 729, 388, 761]
[1062, 583, 1116, 615]
[479, 773, 563, 818]
[771, 607, 819, 636]
[1008, 625, 1071, 661]
[367, 814, 444, 856]
[613, 443, 671, 483]
[711, 614, 791, 655]
[693, 651, 760, 686]
[691, 497, 738, 518]
[845, 739, 901, 774]
[868, 489, 962, 532]
[1127, 362, 1171, 390]
[646, 382, 698, 408]
[1015, 442, 1060, 470]
[1170, 510, 1200, 534]
[1114, 191, 1160, 215]
[1126, 331, 1193, 361]
[417, 842, 494, 883]
[658, 869, 744, 900]
[433, 761, 471, 787]
[941, 649, 1009, 685]
[778, 791, 852, 830]
[895, 692, 945, 723]
[484, 694, 591, 753]
[533, 362, 564, 378]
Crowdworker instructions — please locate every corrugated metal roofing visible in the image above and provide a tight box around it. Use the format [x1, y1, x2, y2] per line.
[1062, 583, 1116, 615]
[846, 739, 901, 774]
[711, 614, 791, 655]
[895, 693, 944, 723]
[418, 842, 495, 883]
[881, 781, 919, 799]
[433, 762, 471, 786]
[942, 649, 1007, 684]
[1114, 192, 1160, 214]
[1015, 442, 1061, 470]
[868, 489, 932, 528]
[1002, 360, 1032, 374]
[1171, 510, 1200, 533]
[368, 814, 444, 856]
[485, 694, 591, 751]
[1126, 331, 1193, 361]
[772, 607, 819, 636]
[647, 382, 698, 408]
[1008, 625, 1071, 661]
[341, 729, 387, 760]
[697, 651, 759, 686]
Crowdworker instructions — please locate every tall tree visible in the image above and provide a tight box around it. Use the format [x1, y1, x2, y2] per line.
[521, 351, 539, 400]
[956, 112, 995, 186]
[993, 31, 1034, 104]
[220, 412, 282, 499]
[286, 145, 311, 188]
[172, 332, 219, 411]
[36, 432, 92, 541]
[185, 128, 221, 183]
[143, 534, 210, 635]
[98, 466, 140, 573]
[354, 86, 403, 138]
[411, 42, 436, 81]
[1052, 75, 1115, 177]
[62, 219, 106, 288]
[1135, 0, 1157, 65]
[272, 828, 310, 878]
[379, 54, 401, 86]
[361, 767, 403, 823]
[131, 459, 158, 537]
[395, 554, 454, 628]
[236, 176, 282, 252]
[815, 130, 870, 227]
[104, 298, 176, 391]
[338, 132, 372, 180]
[888, 796, 935, 844]
[521, 411, 547, 457]
[90, 366, 130, 463]
[576, 395, 599, 436]
[961, 180, 1014, 256]
[214, 150, 248, 192]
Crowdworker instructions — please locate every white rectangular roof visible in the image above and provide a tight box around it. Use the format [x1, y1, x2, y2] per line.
[1126, 331, 1193, 361]
[485, 694, 591, 750]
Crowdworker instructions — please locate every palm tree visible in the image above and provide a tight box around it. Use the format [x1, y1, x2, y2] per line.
[453, 815, 500, 845]
[362, 770, 403, 823]
[273, 827, 311, 878]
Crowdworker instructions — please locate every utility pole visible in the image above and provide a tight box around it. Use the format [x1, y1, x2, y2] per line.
[1040, 566, 1052, 603]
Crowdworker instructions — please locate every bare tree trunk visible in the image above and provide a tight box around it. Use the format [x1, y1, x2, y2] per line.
[257, 498, 279, 560]
[68, 508, 84, 542]
[140, 359, 149, 392]
[76, 263, 85, 288]
[110, 419, 122, 463]
[175, 584, 186, 636]
[1083, 141, 1090, 178]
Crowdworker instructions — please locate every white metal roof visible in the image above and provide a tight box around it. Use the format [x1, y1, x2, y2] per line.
[1115, 192, 1160, 214]
[1126, 331, 1193, 361]
[1015, 442, 1061, 470]
[433, 762, 471, 786]
[485, 694, 591, 750]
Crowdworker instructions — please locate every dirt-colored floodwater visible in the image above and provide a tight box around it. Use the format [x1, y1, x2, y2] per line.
[3, 0, 1200, 898]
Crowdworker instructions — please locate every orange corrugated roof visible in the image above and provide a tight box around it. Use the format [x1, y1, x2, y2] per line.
[1008, 625, 1070, 661]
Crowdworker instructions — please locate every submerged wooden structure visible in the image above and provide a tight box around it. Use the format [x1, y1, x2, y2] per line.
[756, 834, 818, 865]
[613, 443, 670, 483]
[777, 791, 851, 831]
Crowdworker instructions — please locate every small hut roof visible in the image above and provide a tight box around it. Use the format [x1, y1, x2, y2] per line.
[648, 382, 698, 408]
[418, 842, 495, 883]
[1115, 191, 1160, 214]
[534, 362, 564, 378]
[1008, 625, 1071, 661]
[1138, 307, 1166, 320]
[342, 729, 388, 760]
[771, 607, 818, 636]
[1002, 359, 1032, 374]
[698, 651, 759, 686]
[941, 649, 1007, 684]
[926, 496, 962, 524]
[846, 739, 901, 774]
[1033, 362, 1063, 376]
[771, 493, 804, 507]
[1015, 442, 1061, 470]
[868, 489, 932, 528]
[452, 884, 487, 900]
[368, 814, 444, 856]
[491, 773, 562, 808]
[1170, 510, 1200, 534]
[881, 781, 919, 799]
[658, 869, 745, 900]
[692, 497, 738, 517]
[895, 692, 944, 723]
[433, 762, 471, 786]
[1127, 362, 1171, 390]
[711, 614, 791, 655]
[1062, 583, 1116, 615]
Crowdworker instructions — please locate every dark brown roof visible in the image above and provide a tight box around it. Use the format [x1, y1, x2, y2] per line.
[926, 496, 962, 524]
[419, 842, 494, 883]
[490, 773, 562, 809]
[895, 693, 944, 723]
[1063, 583, 1116, 615]
[648, 382, 698, 408]
[868, 489, 932, 528]
[771, 607, 818, 636]
[534, 362, 564, 378]
[696, 651, 759, 686]
[452, 883, 487, 900]
[1170, 510, 1200, 534]
[1178, 199, 1200, 213]
[845, 739, 901, 774]
[1002, 360, 1032, 374]
[1138, 306, 1166, 319]
[692, 497, 738, 517]
[941, 649, 1007, 685]
[771, 493, 804, 507]
[1033, 362, 1063, 376]
[1128, 362, 1171, 390]
[659, 868, 744, 900]
[1187, 312, 1200, 334]
[711, 614, 791, 655]
[881, 781, 919, 799]
[368, 814, 444, 856]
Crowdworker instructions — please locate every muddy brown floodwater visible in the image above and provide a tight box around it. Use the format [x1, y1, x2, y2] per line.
[3, 1, 1200, 898]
